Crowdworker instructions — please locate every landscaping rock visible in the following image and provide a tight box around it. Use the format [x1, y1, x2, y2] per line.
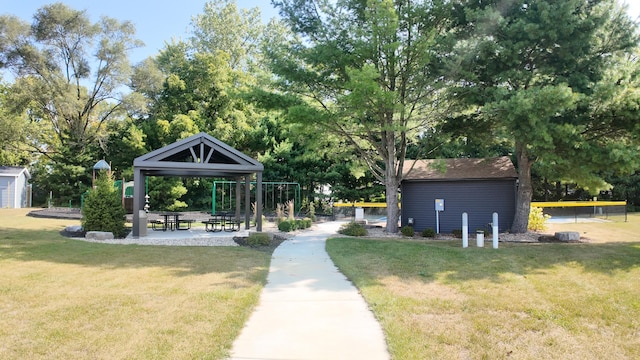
[554, 231, 580, 242]
[85, 231, 114, 241]
[62, 225, 85, 237]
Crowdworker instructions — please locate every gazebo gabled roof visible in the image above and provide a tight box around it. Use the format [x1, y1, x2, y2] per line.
[134, 132, 263, 177]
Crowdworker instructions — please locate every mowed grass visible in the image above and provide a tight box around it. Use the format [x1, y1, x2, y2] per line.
[327, 214, 640, 360]
[0, 209, 270, 359]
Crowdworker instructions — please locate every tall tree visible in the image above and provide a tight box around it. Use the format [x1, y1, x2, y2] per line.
[0, 81, 32, 165]
[268, 0, 449, 232]
[190, 0, 265, 71]
[0, 3, 142, 201]
[446, 0, 640, 232]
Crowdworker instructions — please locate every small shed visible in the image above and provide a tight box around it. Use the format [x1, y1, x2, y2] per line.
[401, 157, 517, 233]
[0, 166, 31, 208]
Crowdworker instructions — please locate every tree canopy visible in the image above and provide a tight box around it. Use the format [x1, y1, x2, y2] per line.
[268, 0, 451, 232]
[0, 3, 142, 202]
[444, 0, 640, 232]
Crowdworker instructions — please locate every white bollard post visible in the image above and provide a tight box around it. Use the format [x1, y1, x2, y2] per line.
[462, 212, 468, 248]
[492, 212, 499, 249]
[476, 230, 484, 247]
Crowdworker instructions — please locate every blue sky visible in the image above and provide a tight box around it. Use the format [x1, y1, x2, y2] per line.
[1, 1, 639, 65]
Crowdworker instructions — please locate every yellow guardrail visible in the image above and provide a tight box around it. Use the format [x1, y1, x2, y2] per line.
[333, 201, 626, 208]
[333, 202, 391, 208]
[531, 201, 626, 208]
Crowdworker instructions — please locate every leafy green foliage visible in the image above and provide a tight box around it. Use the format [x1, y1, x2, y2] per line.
[277, 220, 295, 232]
[269, 1, 450, 232]
[246, 232, 271, 247]
[0, 4, 142, 203]
[338, 222, 367, 237]
[81, 172, 127, 238]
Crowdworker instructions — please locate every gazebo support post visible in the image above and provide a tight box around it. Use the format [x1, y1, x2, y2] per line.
[132, 168, 146, 237]
[256, 172, 263, 231]
[244, 175, 251, 229]
[235, 176, 241, 222]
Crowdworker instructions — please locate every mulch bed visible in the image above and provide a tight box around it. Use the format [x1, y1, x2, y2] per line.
[233, 235, 287, 253]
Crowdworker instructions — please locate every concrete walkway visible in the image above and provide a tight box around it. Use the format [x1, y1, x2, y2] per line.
[229, 221, 389, 360]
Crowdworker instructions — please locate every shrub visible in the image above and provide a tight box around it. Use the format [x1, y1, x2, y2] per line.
[278, 220, 293, 232]
[338, 222, 367, 236]
[401, 225, 415, 237]
[295, 219, 305, 229]
[302, 218, 312, 228]
[451, 229, 462, 238]
[421, 228, 436, 238]
[247, 232, 271, 247]
[529, 206, 550, 231]
[82, 172, 126, 238]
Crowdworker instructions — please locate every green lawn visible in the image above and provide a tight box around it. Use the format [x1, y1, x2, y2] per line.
[0, 209, 270, 359]
[327, 218, 640, 360]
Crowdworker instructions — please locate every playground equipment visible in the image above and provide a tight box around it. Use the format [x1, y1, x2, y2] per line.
[212, 180, 300, 214]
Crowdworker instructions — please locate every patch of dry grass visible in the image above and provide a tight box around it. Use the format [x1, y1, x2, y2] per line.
[327, 216, 640, 360]
[0, 209, 270, 359]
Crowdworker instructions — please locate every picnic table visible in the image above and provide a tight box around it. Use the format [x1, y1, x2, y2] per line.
[202, 213, 241, 232]
[152, 213, 194, 231]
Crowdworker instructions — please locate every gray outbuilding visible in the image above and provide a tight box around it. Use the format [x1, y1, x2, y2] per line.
[401, 157, 517, 234]
[0, 166, 31, 208]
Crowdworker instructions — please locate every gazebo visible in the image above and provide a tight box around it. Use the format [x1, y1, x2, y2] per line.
[131, 132, 264, 237]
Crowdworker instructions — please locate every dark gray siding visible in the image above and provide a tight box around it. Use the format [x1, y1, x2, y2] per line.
[401, 179, 516, 233]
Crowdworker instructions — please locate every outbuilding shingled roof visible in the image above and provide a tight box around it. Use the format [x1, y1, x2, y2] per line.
[402, 156, 517, 181]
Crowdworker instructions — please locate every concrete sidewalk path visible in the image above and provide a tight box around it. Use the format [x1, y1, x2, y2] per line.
[229, 221, 389, 360]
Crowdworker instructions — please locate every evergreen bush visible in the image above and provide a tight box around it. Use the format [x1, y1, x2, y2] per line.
[338, 222, 367, 236]
[82, 172, 126, 238]
[278, 220, 294, 232]
[421, 228, 436, 238]
[401, 225, 415, 237]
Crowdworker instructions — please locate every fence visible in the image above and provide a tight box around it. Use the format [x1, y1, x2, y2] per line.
[531, 201, 627, 223]
[332, 202, 391, 223]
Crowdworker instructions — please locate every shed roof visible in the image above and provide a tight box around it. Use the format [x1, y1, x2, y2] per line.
[402, 157, 517, 181]
[0, 166, 30, 179]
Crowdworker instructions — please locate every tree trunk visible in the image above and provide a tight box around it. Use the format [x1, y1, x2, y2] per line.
[511, 142, 533, 233]
[385, 129, 400, 233]
[385, 172, 400, 233]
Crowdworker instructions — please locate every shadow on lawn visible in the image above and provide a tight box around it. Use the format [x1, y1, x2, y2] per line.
[328, 238, 640, 285]
[0, 228, 271, 278]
